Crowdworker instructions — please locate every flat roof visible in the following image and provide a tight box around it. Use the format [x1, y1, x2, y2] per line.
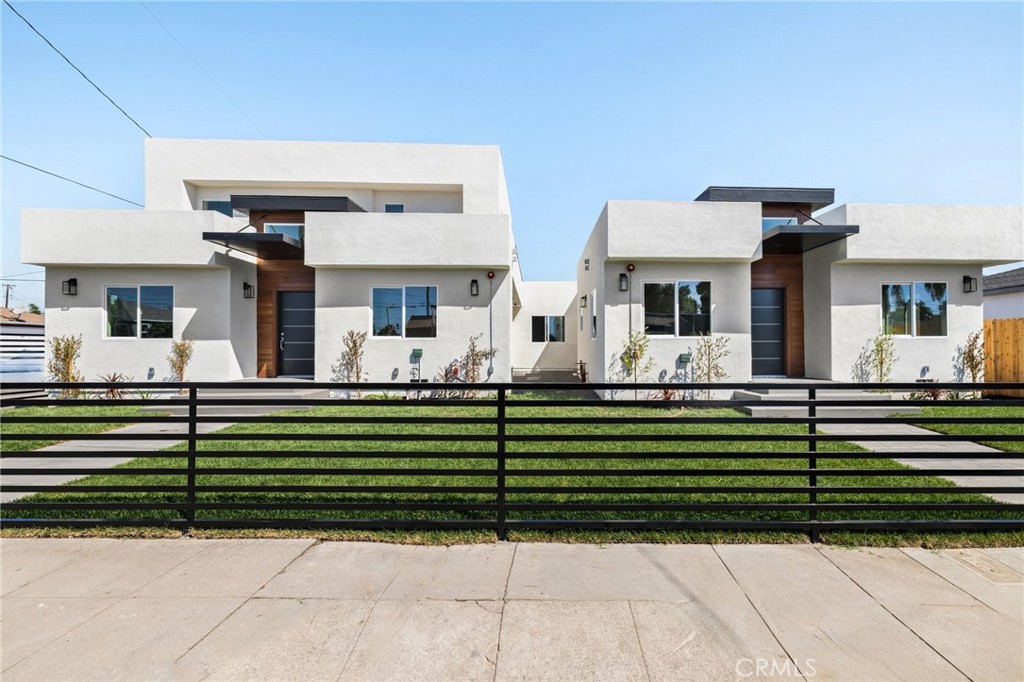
[229, 195, 366, 213]
[695, 186, 835, 210]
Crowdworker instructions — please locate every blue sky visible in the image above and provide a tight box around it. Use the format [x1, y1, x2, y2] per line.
[3, 1, 1022, 310]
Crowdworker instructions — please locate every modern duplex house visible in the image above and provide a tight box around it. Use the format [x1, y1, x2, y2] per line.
[22, 139, 573, 383]
[21, 139, 1023, 386]
[578, 188, 1022, 384]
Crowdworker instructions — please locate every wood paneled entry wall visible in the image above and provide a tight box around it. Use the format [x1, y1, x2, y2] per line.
[750, 254, 804, 377]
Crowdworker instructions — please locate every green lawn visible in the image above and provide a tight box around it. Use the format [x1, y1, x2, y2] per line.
[1, 406, 155, 452]
[4, 399, 1019, 537]
[909, 406, 1024, 453]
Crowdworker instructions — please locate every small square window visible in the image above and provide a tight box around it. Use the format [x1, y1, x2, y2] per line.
[384, 204, 405, 213]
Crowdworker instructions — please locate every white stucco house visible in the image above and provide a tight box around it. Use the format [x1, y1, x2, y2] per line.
[983, 266, 1024, 320]
[20, 139, 1024, 385]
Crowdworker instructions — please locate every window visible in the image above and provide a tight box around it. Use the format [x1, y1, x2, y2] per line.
[372, 286, 437, 338]
[105, 286, 173, 339]
[202, 200, 232, 217]
[762, 217, 797, 232]
[644, 281, 711, 336]
[881, 282, 947, 336]
[590, 289, 598, 339]
[264, 223, 304, 242]
[532, 315, 565, 343]
[384, 204, 405, 213]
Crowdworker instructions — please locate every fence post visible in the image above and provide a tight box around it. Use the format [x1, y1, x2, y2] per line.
[496, 386, 507, 541]
[186, 385, 197, 532]
[808, 387, 819, 543]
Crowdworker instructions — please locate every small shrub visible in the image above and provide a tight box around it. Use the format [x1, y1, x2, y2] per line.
[957, 329, 986, 397]
[435, 334, 497, 398]
[619, 330, 654, 384]
[867, 333, 898, 389]
[331, 330, 368, 397]
[692, 334, 731, 400]
[167, 339, 195, 383]
[97, 372, 132, 400]
[46, 334, 84, 398]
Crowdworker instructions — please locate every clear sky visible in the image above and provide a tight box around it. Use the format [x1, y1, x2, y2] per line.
[3, 1, 1022, 310]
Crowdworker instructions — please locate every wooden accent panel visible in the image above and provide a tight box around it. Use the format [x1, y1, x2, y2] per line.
[751, 255, 805, 377]
[984, 318, 1024, 398]
[253, 211, 314, 378]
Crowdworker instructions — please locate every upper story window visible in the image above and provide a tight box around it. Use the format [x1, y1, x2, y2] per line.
[384, 204, 405, 213]
[264, 223, 304, 242]
[105, 285, 173, 339]
[644, 281, 711, 337]
[202, 200, 233, 217]
[882, 282, 947, 337]
[762, 217, 797, 231]
[372, 286, 437, 338]
[590, 289, 598, 339]
[531, 315, 565, 343]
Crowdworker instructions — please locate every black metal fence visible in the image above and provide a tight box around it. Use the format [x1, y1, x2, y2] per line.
[2, 381, 1022, 540]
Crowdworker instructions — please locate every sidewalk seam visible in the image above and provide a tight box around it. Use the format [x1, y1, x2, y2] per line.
[627, 600, 653, 682]
[491, 542, 518, 682]
[898, 547, 1006, 616]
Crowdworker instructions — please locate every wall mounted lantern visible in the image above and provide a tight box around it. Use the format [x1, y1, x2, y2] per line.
[470, 279, 479, 296]
[61, 278, 77, 296]
[962, 276, 978, 294]
[619, 273, 629, 292]
[580, 295, 587, 309]
[243, 282, 255, 299]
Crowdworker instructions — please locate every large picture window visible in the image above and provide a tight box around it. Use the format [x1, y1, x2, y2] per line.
[372, 286, 437, 338]
[644, 280, 712, 337]
[105, 286, 173, 339]
[881, 282, 947, 337]
[532, 315, 565, 343]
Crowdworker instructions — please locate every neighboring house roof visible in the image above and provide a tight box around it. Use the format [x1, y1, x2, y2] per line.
[0, 307, 44, 326]
[983, 266, 1024, 295]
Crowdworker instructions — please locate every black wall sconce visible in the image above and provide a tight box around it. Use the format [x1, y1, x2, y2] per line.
[470, 279, 479, 296]
[619, 273, 629, 292]
[962, 276, 978, 293]
[580, 295, 587, 309]
[243, 282, 255, 299]
[61, 278, 77, 296]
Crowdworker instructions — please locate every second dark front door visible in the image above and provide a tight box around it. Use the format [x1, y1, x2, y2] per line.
[751, 288, 785, 376]
[278, 291, 315, 377]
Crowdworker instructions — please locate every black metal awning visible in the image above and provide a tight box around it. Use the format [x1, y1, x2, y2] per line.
[761, 224, 859, 254]
[202, 232, 304, 259]
[229, 195, 366, 213]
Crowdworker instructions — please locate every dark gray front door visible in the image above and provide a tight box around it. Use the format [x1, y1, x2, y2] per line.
[751, 288, 785, 376]
[278, 291, 315, 377]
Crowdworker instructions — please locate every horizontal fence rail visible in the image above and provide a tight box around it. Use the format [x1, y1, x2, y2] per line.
[1, 381, 1022, 540]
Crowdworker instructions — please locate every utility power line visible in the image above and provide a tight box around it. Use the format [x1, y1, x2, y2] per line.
[1, 155, 144, 207]
[0, 279, 45, 282]
[3, 0, 152, 137]
[140, 2, 267, 139]
[0, 270, 44, 278]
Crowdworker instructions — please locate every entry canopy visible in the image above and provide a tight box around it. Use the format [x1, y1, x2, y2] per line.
[761, 224, 859, 254]
[202, 232, 304, 259]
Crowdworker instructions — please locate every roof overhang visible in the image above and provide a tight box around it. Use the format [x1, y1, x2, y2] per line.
[202, 232, 304, 259]
[761, 224, 859, 254]
[696, 186, 835, 211]
[229, 195, 366, 213]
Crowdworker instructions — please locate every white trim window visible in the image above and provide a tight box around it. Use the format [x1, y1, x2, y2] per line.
[371, 285, 438, 338]
[881, 282, 947, 337]
[105, 285, 174, 339]
[643, 280, 711, 337]
[531, 315, 565, 343]
[384, 203, 405, 213]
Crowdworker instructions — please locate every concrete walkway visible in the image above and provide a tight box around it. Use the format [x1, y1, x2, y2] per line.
[1, 539, 1021, 681]
[0, 422, 231, 503]
[819, 423, 1024, 503]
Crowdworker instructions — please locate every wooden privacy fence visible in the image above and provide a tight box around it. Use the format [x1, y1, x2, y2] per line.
[985, 318, 1024, 398]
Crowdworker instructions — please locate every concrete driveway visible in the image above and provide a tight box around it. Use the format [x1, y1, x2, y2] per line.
[1, 539, 1021, 681]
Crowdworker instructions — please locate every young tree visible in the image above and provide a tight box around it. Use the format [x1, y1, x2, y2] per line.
[868, 333, 898, 388]
[46, 334, 84, 398]
[167, 339, 195, 383]
[692, 334, 731, 400]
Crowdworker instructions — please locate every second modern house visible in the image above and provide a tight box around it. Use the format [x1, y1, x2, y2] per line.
[21, 138, 1024, 386]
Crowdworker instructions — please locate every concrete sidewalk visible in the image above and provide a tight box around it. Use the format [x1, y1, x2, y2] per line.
[1, 539, 1021, 681]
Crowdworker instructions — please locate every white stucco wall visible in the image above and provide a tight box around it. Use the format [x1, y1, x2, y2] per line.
[816, 204, 1024, 264]
[314, 268, 513, 383]
[145, 139, 508, 215]
[510, 281, 579, 371]
[304, 213, 511, 268]
[803, 244, 836, 379]
[576, 207, 608, 383]
[827, 262, 985, 382]
[41, 264, 255, 382]
[984, 291, 1024, 320]
[606, 200, 762, 261]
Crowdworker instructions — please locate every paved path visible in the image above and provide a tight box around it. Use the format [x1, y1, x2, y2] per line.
[1, 539, 1021, 681]
[819, 423, 1024, 503]
[0, 422, 232, 503]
